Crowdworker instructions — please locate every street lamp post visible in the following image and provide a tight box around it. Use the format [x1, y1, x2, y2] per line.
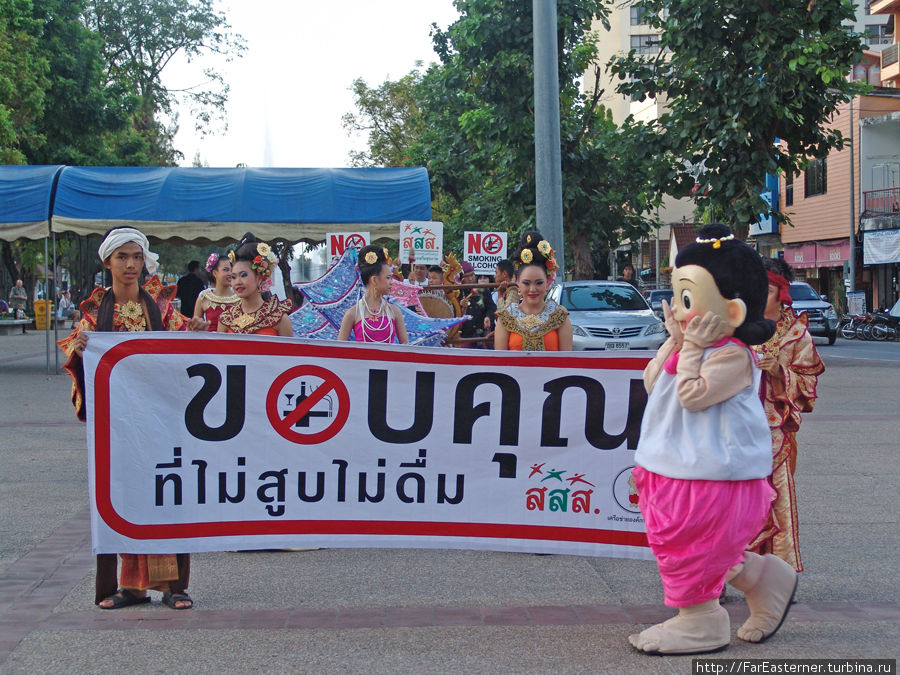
[849, 96, 856, 294]
[533, 0, 565, 277]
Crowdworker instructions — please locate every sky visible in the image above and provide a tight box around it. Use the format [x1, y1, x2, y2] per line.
[164, 0, 460, 168]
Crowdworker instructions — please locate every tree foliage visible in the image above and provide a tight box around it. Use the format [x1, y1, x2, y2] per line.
[84, 0, 245, 165]
[0, 0, 48, 164]
[609, 0, 868, 230]
[346, 0, 665, 279]
[0, 0, 245, 301]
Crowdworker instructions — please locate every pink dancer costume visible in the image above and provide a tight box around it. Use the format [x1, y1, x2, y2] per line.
[352, 300, 398, 343]
[635, 337, 773, 607]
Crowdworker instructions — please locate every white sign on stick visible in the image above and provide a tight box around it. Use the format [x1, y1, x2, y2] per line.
[327, 232, 370, 263]
[463, 231, 508, 275]
[399, 221, 443, 265]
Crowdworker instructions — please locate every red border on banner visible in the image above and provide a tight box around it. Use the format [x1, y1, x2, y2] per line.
[93, 337, 650, 547]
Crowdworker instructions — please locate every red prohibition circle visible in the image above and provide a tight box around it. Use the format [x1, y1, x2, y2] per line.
[345, 234, 366, 248]
[482, 233, 503, 254]
[266, 365, 350, 444]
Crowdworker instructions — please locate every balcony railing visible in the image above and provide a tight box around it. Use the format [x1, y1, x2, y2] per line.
[863, 187, 900, 215]
[867, 34, 895, 46]
[882, 42, 899, 69]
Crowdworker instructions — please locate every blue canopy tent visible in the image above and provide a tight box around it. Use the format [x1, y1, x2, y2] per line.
[0, 165, 65, 372]
[50, 166, 432, 242]
[0, 165, 431, 371]
[0, 165, 64, 241]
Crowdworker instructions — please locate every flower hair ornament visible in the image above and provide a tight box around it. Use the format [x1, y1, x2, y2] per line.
[364, 251, 379, 265]
[520, 248, 534, 264]
[205, 253, 220, 273]
[227, 249, 236, 264]
[696, 232, 735, 250]
[251, 242, 279, 291]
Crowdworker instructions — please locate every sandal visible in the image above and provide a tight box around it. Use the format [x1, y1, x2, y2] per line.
[99, 588, 151, 610]
[162, 590, 193, 610]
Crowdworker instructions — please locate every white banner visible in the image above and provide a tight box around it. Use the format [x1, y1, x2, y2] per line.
[326, 232, 370, 263]
[84, 333, 653, 559]
[399, 221, 443, 265]
[463, 231, 508, 275]
[863, 229, 900, 265]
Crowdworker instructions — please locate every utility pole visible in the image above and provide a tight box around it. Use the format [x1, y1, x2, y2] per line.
[848, 96, 856, 294]
[533, 0, 565, 277]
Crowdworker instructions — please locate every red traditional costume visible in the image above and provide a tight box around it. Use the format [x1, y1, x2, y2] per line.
[749, 306, 824, 571]
[196, 288, 240, 332]
[58, 276, 191, 604]
[218, 295, 293, 335]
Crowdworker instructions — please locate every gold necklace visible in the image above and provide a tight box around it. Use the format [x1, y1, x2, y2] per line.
[204, 289, 239, 306]
[114, 300, 147, 331]
[233, 299, 264, 330]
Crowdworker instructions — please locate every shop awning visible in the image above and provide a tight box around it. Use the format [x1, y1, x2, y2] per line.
[50, 166, 432, 243]
[815, 239, 850, 267]
[0, 165, 64, 241]
[784, 243, 817, 269]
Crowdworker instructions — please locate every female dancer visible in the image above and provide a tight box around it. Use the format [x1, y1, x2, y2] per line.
[748, 257, 825, 572]
[217, 234, 293, 336]
[58, 226, 207, 610]
[493, 236, 572, 351]
[629, 224, 795, 655]
[337, 245, 410, 344]
[193, 252, 239, 331]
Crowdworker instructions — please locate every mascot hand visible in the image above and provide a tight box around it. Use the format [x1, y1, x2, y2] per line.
[683, 311, 730, 348]
[755, 354, 779, 374]
[662, 299, 683, 348]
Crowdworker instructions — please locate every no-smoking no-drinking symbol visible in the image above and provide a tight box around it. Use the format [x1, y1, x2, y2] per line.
[482, 234, 503, 254]
[344, 234, 366, 248]
[266, 365, 349, 444]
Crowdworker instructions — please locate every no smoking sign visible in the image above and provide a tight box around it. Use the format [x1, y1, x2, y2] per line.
[266, 365, 350, 444]
[463, 231, 508, 274]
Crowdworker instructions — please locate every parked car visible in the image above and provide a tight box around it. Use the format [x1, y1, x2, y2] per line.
[645, 288, 674, 320]
[789, 282, 838, 345]
[551, 280, 667, 351]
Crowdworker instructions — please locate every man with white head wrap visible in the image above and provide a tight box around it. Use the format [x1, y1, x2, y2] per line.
[58, 225, 206, 610]
[96, 226, 161, 275]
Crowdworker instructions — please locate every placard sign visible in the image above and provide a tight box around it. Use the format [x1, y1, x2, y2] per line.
[399, 221, 443, 265]
[83, 332, 653, 559]
[463, 231, 508, 275]
[327, 232, 370, 263]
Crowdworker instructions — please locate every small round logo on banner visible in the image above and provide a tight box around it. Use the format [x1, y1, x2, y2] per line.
[612, 466, 641, 514]
[345, 234, 366, 248]
[266, 365, 349, 444]
[482, 233, 503, 254]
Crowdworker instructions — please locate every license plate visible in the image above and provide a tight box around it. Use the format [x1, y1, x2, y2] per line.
[605, 342, 629, 350]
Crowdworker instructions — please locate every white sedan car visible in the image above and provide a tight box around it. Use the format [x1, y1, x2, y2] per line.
[551, 280, 667, 351]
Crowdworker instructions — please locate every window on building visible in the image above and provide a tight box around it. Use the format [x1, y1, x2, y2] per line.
[630, 34, 660, 54]
[865, 24, 890, 45]
[804, 159, 827, 198]
[864, 0, 871, 15]
[630, 3, 650, 25]
[785, 172, 794, 207]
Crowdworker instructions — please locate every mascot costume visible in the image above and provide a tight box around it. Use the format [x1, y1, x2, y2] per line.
[630, 223, 798, 655]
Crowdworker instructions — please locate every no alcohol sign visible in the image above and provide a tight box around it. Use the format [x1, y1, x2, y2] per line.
[265, 365, 350, 444]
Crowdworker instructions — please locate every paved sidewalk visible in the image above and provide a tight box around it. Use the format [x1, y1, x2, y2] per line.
[1, 332, 897, 673]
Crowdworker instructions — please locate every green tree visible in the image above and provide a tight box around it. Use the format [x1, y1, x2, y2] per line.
[609, 0, 868, 232]
[343, 69, 425, 168]
[345, 0, 664, 278]
[0, 0, 48, 164]
[15, 0, 153, 166]
[83, 0, 246, 165]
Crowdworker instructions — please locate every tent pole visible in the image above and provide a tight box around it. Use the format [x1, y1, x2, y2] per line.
[44, 236, 50, 374]
[53, 231, 59, 371]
